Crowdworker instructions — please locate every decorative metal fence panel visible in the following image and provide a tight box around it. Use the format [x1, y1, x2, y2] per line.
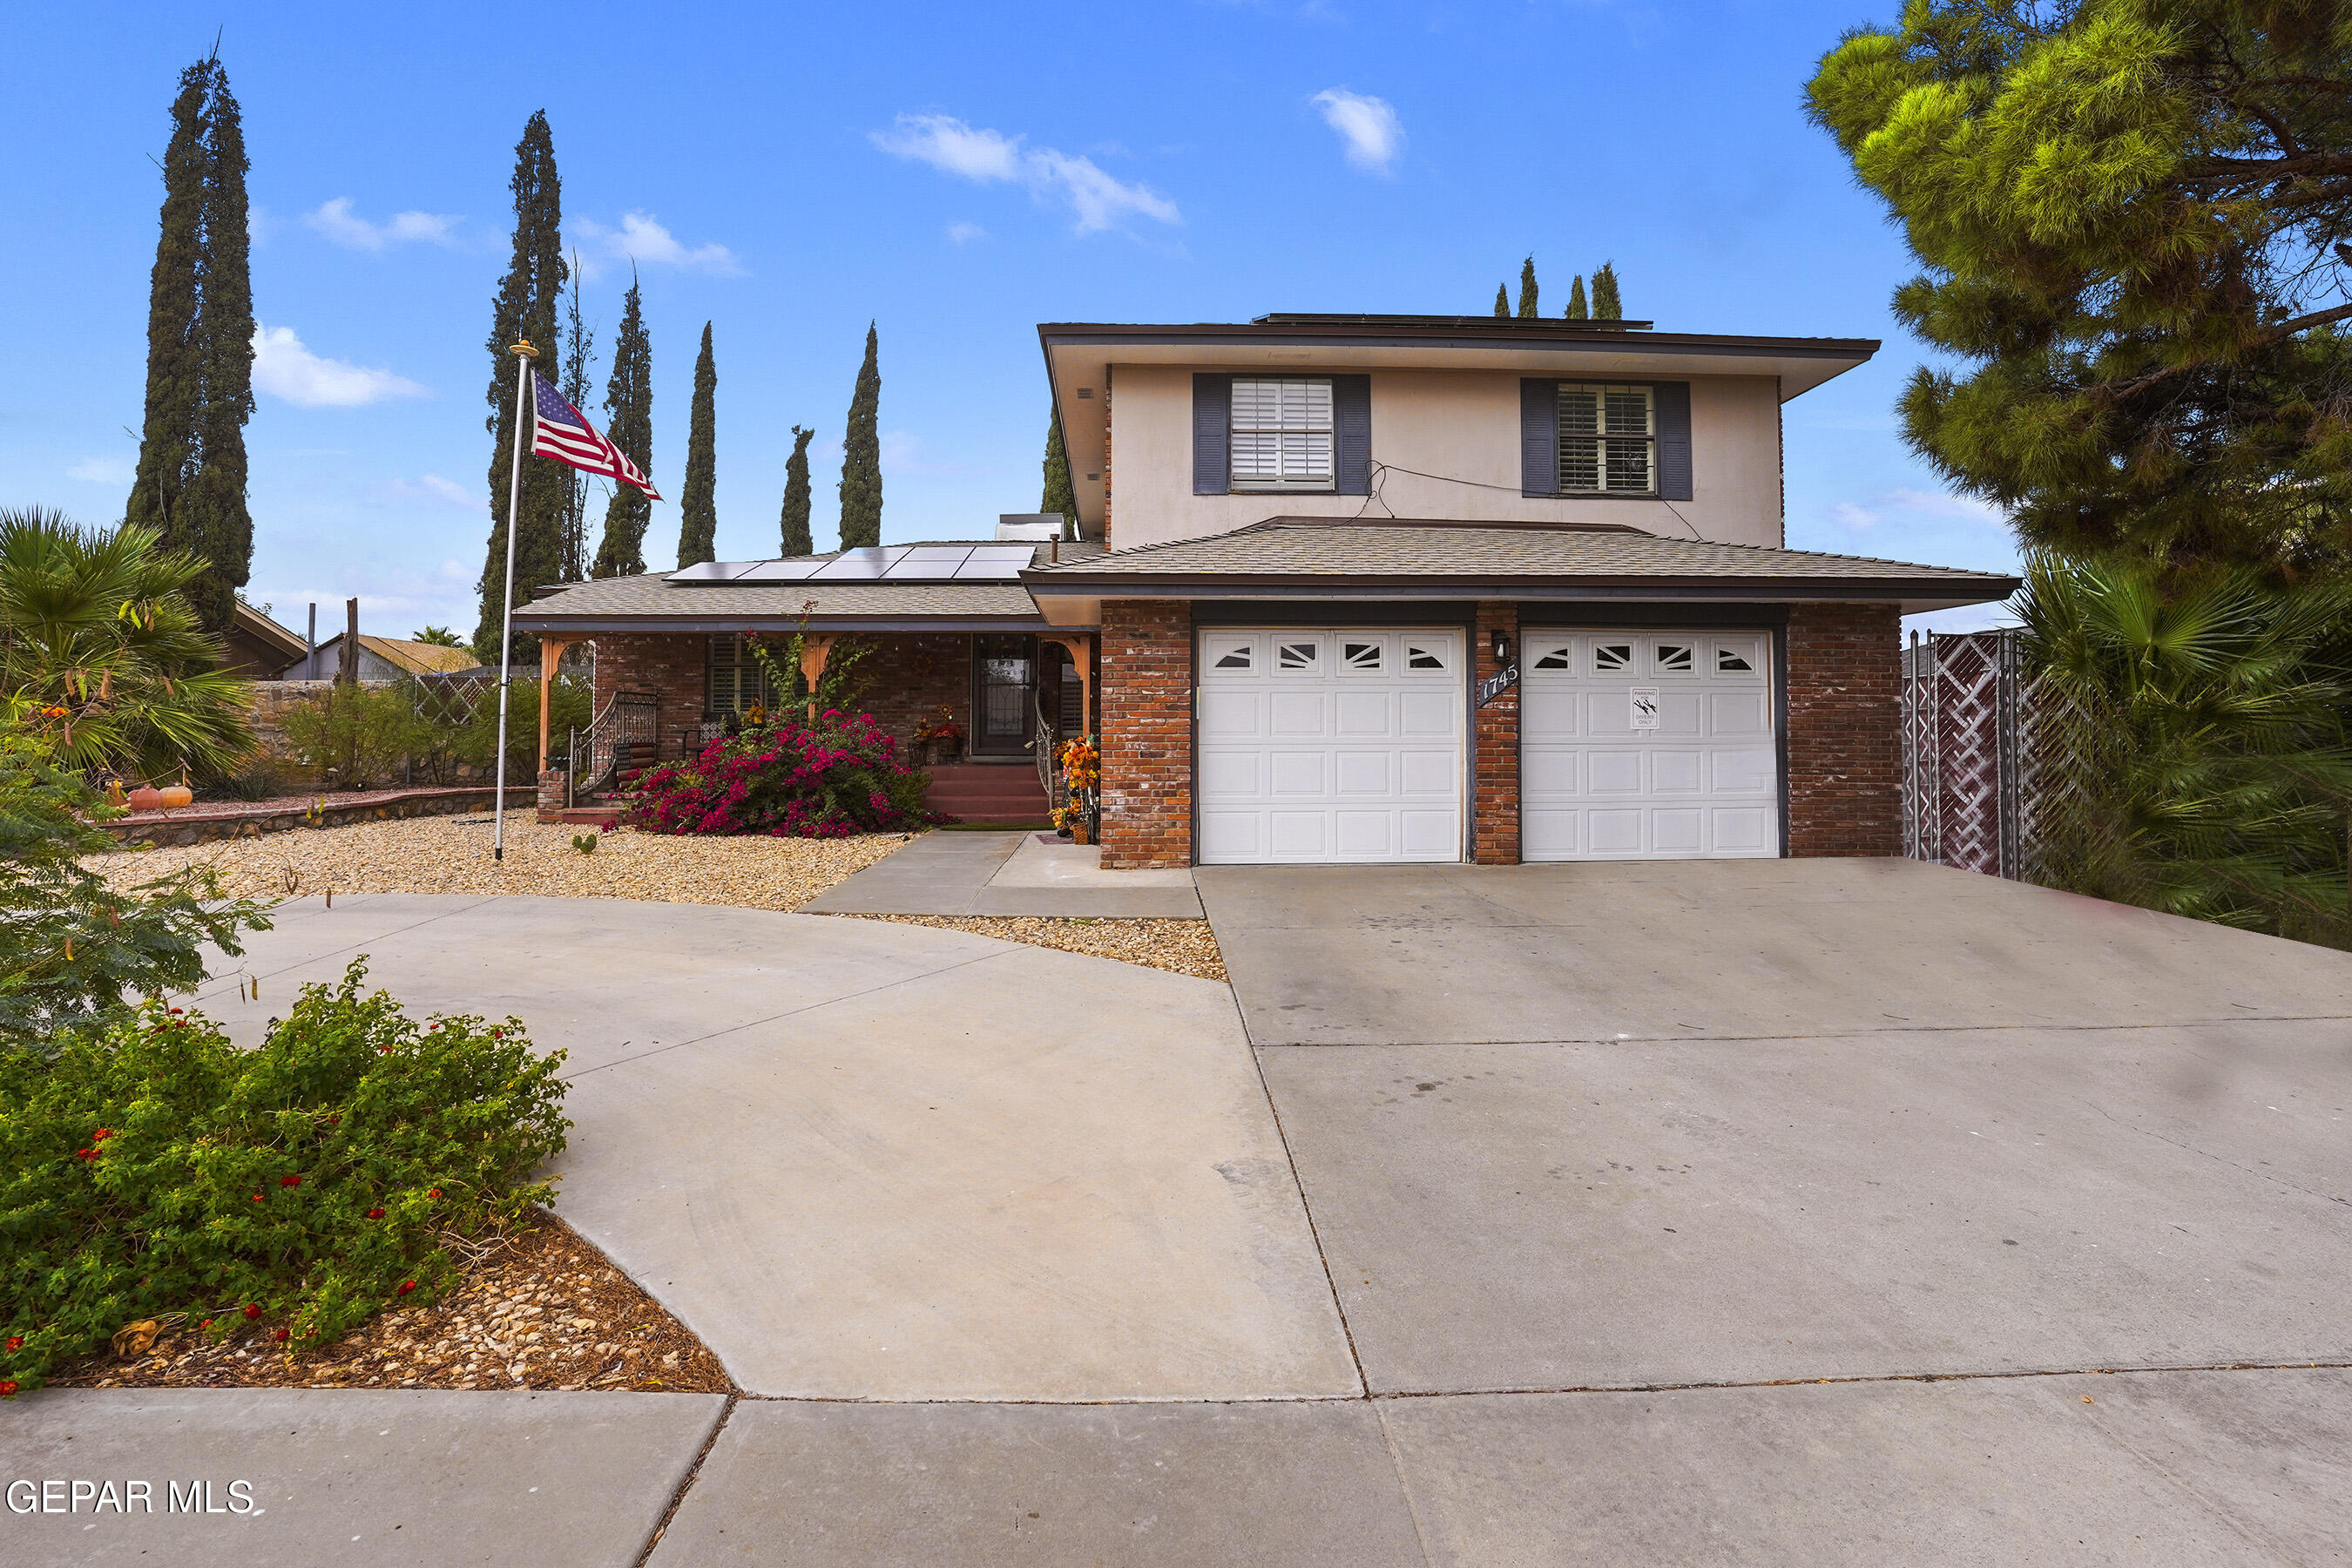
[1902, 628, 2038, 881]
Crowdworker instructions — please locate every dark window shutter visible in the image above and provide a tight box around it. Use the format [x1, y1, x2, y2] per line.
[1333, 375, 1371, 495]
[1521, 379, 1558, 496]
[1653, 381, 1693, 501]
[1193, 374, 1232, 496]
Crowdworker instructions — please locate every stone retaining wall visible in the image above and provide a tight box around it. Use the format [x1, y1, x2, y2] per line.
[100, 787, 530, 848]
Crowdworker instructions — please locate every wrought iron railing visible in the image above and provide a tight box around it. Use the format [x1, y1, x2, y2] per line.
[566, 689, 659, 808]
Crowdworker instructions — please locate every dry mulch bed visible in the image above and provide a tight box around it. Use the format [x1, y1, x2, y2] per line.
[89, 816, 913, 913]
[837, 914, 1227, 983]
[42, 1212, 731, 1396]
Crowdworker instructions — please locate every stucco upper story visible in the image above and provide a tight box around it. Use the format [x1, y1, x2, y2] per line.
[1039, 316, 1878, 554]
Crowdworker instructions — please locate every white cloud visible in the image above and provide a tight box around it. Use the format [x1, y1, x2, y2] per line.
[947, 220, 986, 245]
[1829, 488, 2007, 532]
[67, 456, 132, 484]
[251, 325, 429, 409]
[367, 475, 476, 509]
[871, 113, 1181, 234]
[1312, 89, 1405, 172]
[569, 213, 743, 280]
[305, 197, 460, 250]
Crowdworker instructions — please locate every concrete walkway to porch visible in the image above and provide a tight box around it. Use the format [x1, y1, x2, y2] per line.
[801, 828, 1202, 916]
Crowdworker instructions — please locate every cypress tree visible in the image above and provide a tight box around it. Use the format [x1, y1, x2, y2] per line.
[125, 54, 253, 635]
[676, 322, 718, 569]
[591, 273, 653, 578]
[837, 322, 882, 549]
[1591, 261, 1622, 321]
[1040, 415, 1075, 522]
[474, 111, 567, 663]
[1491, 283, 1509, 317]
[1517, 255, 1538, 318]
[780, 425, 814, 557]
[1565, 275, 1589, 321]
[556, 256, 596, 582]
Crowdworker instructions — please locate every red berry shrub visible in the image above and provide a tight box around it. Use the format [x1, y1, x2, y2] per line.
[628, 712, 933, 838]
[0, 962, 571, 1396]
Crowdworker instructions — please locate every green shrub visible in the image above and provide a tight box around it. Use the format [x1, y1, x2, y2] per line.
[0, 962, 571, 1395]
[0, 727, 270, 1047]
[280, 683, 432, 788]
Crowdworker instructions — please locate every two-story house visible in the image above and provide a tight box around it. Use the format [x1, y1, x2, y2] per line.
[515, 312, 2015, 868]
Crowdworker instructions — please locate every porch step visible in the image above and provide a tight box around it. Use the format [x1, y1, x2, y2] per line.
[924, 762, 1051, 824]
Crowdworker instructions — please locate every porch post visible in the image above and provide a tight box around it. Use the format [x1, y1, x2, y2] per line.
[537, 635, 583, 774]
[1039, 633, 1096, 734]
[799, 634, 837, 723]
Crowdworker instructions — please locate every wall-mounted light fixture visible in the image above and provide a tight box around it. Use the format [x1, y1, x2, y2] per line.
[1490, 629, 1515, 666]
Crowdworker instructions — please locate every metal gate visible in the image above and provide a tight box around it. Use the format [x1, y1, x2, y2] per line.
[1902, 629, 2037, 880]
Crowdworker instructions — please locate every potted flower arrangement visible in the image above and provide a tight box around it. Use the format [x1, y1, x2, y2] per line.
[1055, 734, 1100, 844]
[912, 707, 965, 767]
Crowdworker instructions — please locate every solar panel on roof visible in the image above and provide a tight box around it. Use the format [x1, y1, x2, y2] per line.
[666, 560, 751, 583]
[810, 553, 895, 579]
[728, 559, 824, 582]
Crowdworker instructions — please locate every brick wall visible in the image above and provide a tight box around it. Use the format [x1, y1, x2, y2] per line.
[589, 634, 707, 760]
[841, 634, 970, 754]
[1473, 602, 1520, 864]
[591, 632, 980, 761]
[1786, 601, 1902, 856]
[1098, 598, 1191, 868]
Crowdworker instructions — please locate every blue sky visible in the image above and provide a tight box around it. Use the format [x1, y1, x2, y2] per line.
[3, 0, 2017, 645]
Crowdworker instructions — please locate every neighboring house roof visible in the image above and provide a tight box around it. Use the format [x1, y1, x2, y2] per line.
[515, 542, 1105, 632]
[1020, 517, 2018, 618]
[286, 632, 480, 677]
[229, 599, 309, 665]
[358, 636, 479, 674]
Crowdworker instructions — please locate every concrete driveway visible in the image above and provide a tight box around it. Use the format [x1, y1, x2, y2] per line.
[19, 862, 2352, 1565]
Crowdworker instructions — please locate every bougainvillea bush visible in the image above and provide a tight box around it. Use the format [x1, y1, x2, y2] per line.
[628, 710, 932, 837]
[0, 962, 570, 1395]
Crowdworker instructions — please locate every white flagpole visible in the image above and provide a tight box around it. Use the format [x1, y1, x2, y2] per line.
[493, 339, 538, 861]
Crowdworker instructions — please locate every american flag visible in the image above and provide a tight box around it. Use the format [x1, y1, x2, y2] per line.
[528, 372, 661, 500]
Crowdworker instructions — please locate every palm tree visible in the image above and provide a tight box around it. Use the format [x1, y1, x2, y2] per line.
[0, 507, 255, 782]
[2019, 552, 2352, 946]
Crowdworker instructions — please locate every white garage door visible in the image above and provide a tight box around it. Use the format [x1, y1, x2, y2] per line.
[1522, 629, 1778, 861]
[1198, 628, 1464, 864]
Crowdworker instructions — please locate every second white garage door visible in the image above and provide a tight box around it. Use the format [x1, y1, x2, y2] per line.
[1522, 628, 1779, 860]
[1197, 628, 1463, 864]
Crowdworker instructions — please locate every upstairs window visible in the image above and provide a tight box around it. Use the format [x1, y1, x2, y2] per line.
[1558, 382, 1656, 496]
[1230, 377, 1335, 490]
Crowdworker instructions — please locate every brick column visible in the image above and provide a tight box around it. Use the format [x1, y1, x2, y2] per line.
[1098, 598, 1191, 868]
[1785, 602, 1902, 856]
[1472, 601, 1520, 864]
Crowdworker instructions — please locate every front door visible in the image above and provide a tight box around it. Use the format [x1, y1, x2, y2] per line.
[970, 634, 1037, 759]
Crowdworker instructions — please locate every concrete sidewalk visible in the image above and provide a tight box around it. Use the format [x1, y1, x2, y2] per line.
[801, 828, 1203, 916]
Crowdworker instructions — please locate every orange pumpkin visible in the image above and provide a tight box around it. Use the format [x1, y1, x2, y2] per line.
[125, 787, 166, 812]
[158, 785, 194, 810]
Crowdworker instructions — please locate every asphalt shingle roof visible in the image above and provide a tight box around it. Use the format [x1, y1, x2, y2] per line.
[1020, 519, 2014, 587]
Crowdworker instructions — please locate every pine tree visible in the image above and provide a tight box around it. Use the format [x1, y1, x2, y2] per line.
[1492, 283, 1509, 317]
[125, 53, 253, 635]
[1517, 255, 1538, 319]
[1565, 275, 1589, 321]
[837, 323, 882, 550]
[676, 323, 718, 569]
[474, 111, 567, 664]
[1041, 415, 1075, 522]
[591, 274, 653, 578]
[1805, 1, 2352, 566]
[1591, 261, 1622, 321]
[780, 425, 814, 557]
[556, 255, 596, 582]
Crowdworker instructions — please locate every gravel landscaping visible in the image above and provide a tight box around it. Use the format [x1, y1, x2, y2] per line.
[89, 815, 915, 910]
[43, 1211, 732, 1395]
[835, 913, 1228, 982]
